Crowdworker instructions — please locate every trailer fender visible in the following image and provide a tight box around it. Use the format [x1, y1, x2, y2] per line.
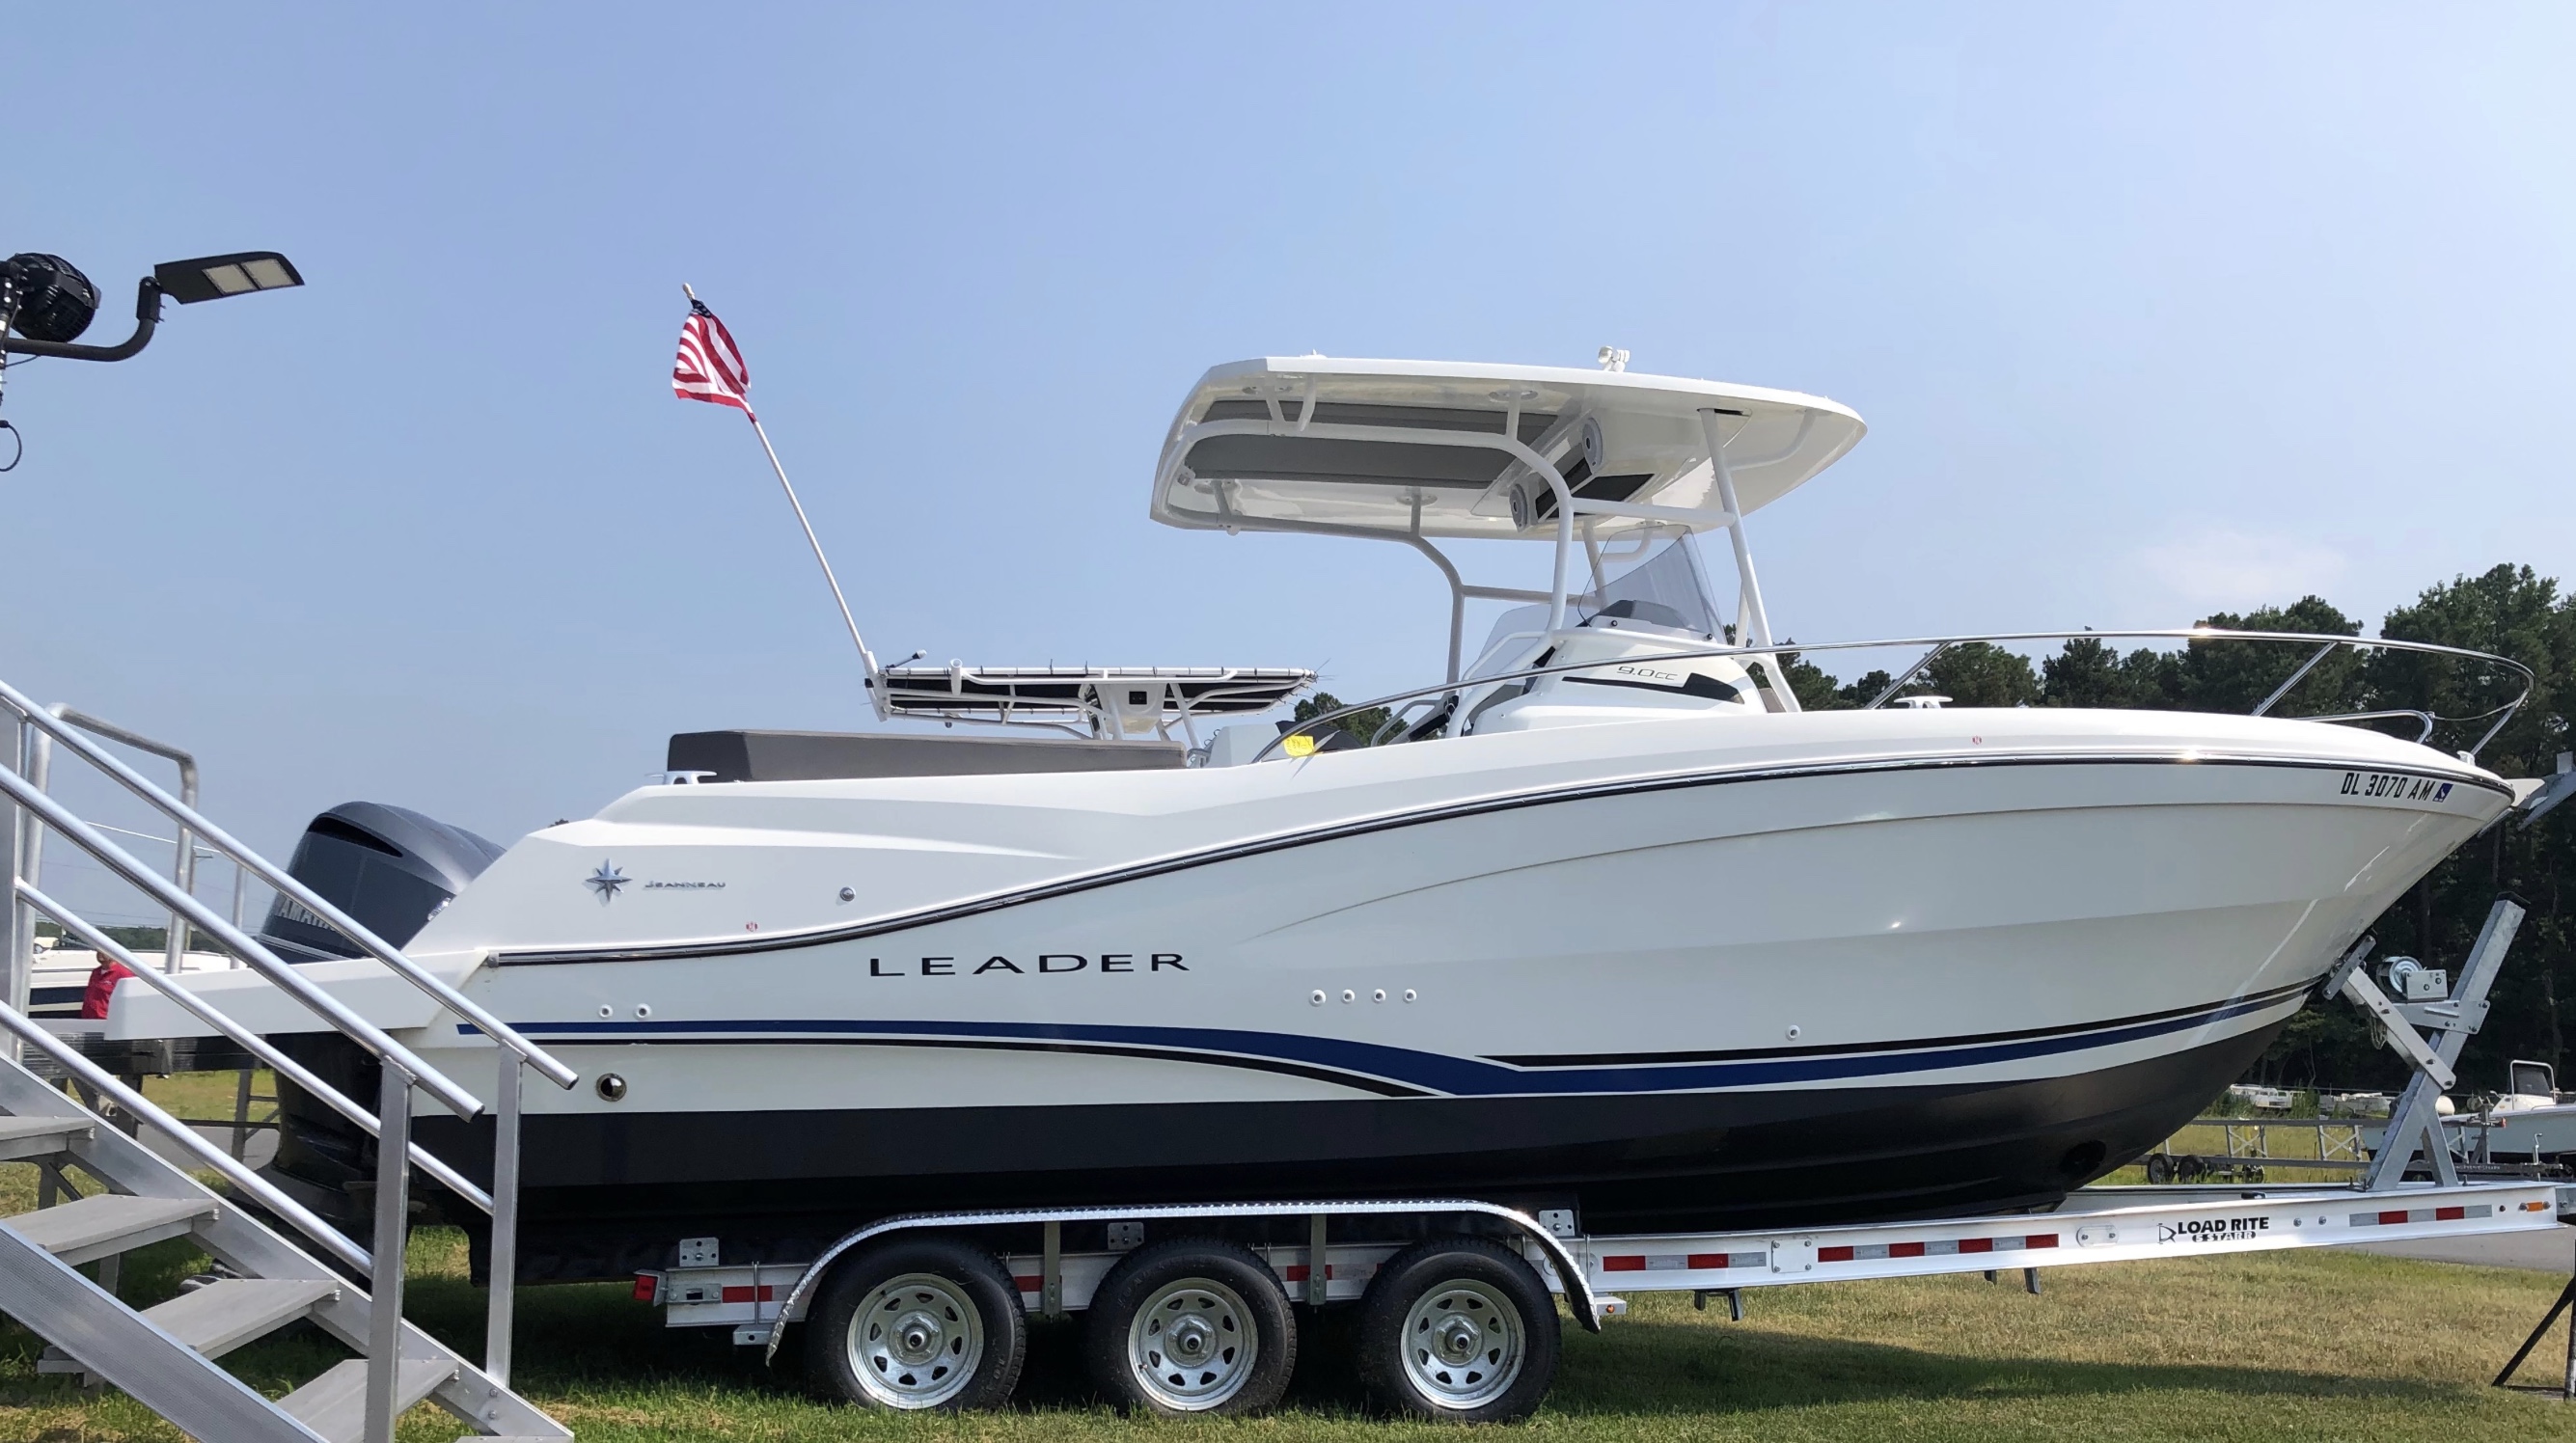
[762, 1197, 1603, 1365]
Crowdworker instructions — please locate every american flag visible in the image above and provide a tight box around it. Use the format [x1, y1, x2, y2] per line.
[672, 296, 754, 420]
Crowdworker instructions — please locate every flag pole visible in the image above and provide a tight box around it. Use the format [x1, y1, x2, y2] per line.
[684, 283, 888, 720]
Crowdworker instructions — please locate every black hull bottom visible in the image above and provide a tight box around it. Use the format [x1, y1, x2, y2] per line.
[371, 1025, 2281, 1284]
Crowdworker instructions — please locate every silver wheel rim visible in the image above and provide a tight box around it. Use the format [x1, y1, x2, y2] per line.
[846, 1271, 985, 1409]
[1126, 1275, 1259, 1411]
[1401, 1276, 1525, 1410]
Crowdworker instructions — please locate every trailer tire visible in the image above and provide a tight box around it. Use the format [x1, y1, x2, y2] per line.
[805, 1237, 1025, 1411]
[1084, 1238, 1297, 1416]
[1357, 1237, 1559, 1423]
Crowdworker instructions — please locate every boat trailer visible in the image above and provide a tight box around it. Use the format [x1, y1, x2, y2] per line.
[635, 893, 2576, 1405]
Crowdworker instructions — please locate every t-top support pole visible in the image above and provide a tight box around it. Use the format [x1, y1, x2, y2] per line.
[1697, 408, 1798, 712]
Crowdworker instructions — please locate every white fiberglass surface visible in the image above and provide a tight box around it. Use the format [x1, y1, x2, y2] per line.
[397, 766, 2476, 1115]
[122, 727, 2507, 1118]
[111, 707, 2505, 1056]
[381, 757, 2493, 1103]
[1150, 358, 1867, 541]
[399, 707, 2502, 955]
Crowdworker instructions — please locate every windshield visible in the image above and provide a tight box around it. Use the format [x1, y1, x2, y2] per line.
[1577, 526, 1720, 637]
[1465, 527, 1723, 679]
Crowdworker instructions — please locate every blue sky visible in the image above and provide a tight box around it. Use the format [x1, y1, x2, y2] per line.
[7, 3, 2572, 903]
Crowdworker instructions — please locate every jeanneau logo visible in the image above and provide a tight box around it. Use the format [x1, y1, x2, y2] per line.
[585, 861, 630, 904]
[584, 860, 723, 903]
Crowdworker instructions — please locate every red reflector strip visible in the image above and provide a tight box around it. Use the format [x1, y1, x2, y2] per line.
[719, 1285, 776, 1304]
[1014, 1274, 1041, 1293]
[1603, 1255, 1647, 1272]
[1820, 1233, 2052, 1264]
[632, 1274, 659, 1303]
[2354, 1203, 2498, 1228]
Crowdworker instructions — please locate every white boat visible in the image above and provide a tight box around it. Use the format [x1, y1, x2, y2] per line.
[25, 939, 235, 1018]
[108, 356, 2530, 1280]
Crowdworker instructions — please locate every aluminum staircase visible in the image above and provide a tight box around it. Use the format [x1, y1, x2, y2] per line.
[1, 679, 579, 1442]
[0, 1046, 566, 1442]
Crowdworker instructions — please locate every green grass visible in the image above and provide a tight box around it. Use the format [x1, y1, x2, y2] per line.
[135, 1069, 279, 1142]
[4, 1193, 2575, 1440]
[2100, 1115, 2370, 1184]
[4, 1098, 2574, 1440]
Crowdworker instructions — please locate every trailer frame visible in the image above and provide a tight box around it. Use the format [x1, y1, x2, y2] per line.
[633, 1178, 2573, 1348]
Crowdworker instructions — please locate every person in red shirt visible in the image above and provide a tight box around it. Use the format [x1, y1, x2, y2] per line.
[80, 954, 135, 1020]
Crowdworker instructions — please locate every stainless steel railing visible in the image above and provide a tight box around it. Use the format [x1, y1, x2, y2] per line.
[1, 674, 579, 1434]
[1258, 626, 2535, 764]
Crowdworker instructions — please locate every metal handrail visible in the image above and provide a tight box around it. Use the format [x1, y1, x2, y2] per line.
[1255, 626, 2537, 765]
[2298, 710, 2439, 745]
[26, 707, 205, 976]
[0, 675, 577, 1094]
[0, 994, 370, 1273]
[0, 766, 487, 1120]
[17, 881, 495, 1213]
[885, 671, 1316, 745]
[3, 684, 550, 1406]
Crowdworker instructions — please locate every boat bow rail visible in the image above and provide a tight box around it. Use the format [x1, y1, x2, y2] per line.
[1265, 627, 2536, 763]
[2, 672, 576, 1442]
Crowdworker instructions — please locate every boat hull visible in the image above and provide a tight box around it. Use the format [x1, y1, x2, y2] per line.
[283, 718, 2505, 1282]
[397, 1021, 2278, 1282]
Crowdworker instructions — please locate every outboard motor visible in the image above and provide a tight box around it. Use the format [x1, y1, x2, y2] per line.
[257, 802, 504, 962]
[258, 803, 502, 1252]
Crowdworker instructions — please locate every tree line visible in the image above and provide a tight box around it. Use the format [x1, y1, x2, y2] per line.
[1302, 563, 2575, 1095]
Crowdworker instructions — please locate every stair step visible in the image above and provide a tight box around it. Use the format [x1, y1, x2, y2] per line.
[144, 1276, 340, 1359]
[280, 1355, 458, 1443]
[34, 1274, 334, 1376]
[0, 1114, 94, 1161]
[1, 1192, 215, 1266]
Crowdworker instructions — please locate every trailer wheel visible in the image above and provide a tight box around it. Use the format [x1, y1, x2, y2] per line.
[805, 1238, 1025, 1410]
[1084, 1238, 1296, 1416]
[2145, 1154, 2174, 1184]
[1357, 1237, 1559, 1422]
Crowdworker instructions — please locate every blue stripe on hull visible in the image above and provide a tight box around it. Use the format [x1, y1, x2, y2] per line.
[470, 984, 2308, 1098]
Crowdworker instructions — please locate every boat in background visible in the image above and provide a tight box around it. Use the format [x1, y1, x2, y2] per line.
[25, 938, 233, 1017]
